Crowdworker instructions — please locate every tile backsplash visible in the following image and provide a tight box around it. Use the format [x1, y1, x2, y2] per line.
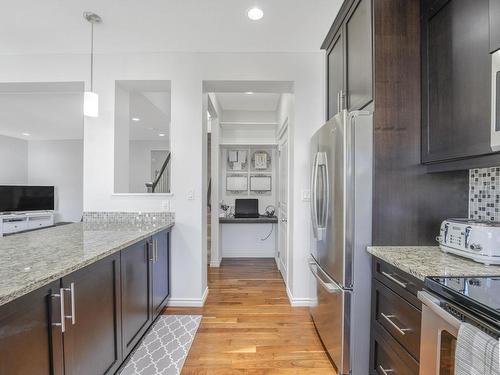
[469, 167, 500, 221]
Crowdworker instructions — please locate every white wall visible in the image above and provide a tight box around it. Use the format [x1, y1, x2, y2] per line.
[220, 146, 277, 213]
[0, 51, 325, 305]
[28, 140, 83, 222]
[0, 134, 28, 184]
[114, 84, 131, 193]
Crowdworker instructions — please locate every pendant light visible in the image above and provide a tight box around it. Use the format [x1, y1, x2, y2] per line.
[83, 12, 102, 118]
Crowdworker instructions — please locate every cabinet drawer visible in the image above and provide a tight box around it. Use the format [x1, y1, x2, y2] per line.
[373, 258, 423, 306]
[27, 220, 51, 230]
[373, 279, 421, 361]
[371, 323, 419, 375]
[2, 221, 28, 233]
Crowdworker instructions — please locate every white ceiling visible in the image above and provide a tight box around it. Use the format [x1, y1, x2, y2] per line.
[129, 91, 171, 141]
[216, 93, 281, 111]
[0, 0, 342, 55]
[0, 84, 84, 141]
[116, 81, 171, 141]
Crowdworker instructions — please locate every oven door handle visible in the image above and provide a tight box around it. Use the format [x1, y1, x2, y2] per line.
[417, 291, 461, 330]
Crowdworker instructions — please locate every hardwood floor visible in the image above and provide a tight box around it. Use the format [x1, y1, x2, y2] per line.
[165, 258, 336, 374]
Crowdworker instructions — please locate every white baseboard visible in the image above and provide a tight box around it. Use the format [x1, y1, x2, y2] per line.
[210, 258, 221, 267]
[167, 287, 209, 307]
[286, 285, 313, 307]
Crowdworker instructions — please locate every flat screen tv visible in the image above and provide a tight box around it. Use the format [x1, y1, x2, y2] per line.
[0, 185, 54, 213]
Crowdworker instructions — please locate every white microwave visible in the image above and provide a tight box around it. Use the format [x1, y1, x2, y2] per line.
[491, 50, 500, 150]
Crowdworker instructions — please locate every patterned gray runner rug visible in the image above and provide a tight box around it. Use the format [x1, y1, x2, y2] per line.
[119, 315, 202, 375]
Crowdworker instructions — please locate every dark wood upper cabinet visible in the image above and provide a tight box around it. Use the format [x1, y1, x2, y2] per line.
[0, 281, 63, 375]
[346, 0, 373, 111]
[152, 230, 171, 316]
[324, 0, 372, 120]
[62, 253, 122, 375]
[422, 0, 492, 164]
[327, 32, 345, 120]
[491, 0, 500, 53]
[121, 239, 153, 358]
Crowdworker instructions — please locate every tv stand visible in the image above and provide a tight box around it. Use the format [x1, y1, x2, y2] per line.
[0, 212, 54, 237]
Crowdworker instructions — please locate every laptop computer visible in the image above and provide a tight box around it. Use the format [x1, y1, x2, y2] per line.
[234, 199, 259, 218]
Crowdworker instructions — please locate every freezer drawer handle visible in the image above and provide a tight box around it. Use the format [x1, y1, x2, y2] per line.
[380, 313, 411, 336]
[378, 365, 395, 374]
[381, 271, 408, 289]
[308, 260, 340, 294]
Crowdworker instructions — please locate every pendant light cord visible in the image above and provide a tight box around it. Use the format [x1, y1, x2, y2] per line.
[90, 22, 94, 92]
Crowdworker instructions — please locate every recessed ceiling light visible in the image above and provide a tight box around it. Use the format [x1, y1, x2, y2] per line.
[22, 132, 31, 136]
[245, 91, 254, 95]
[158, 133, 166, 137]
[247, 7, 264, 21]
[131, 117, 141, 122]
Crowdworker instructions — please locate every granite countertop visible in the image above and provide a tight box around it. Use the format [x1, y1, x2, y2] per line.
[367, 246, 500, 281]
[0, 220, 174, 306]
[219, 215, 278, 224]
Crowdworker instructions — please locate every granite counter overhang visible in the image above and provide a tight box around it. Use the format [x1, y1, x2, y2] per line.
[0, 221, 174, 307]
[367, 246, 500, 281]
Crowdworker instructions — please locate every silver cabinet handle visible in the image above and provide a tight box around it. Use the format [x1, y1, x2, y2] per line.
[381, 271, 408, 289]
[378, 365, 395, 374]
[337, 91, 341, 114]
[154, 239, 158, 263]
[339, 90, 345, 111]
[148, 241, 154, 262]
[52, 288, 66, 333]
[380, 313, 411, 336]
[63, 282, 76, 325]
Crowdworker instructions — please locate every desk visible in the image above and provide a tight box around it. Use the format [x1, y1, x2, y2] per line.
[219, 216, 278, 258]
[219, 215, 278, 224]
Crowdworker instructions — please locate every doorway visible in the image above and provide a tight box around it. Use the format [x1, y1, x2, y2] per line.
[202, 81, 294, 291]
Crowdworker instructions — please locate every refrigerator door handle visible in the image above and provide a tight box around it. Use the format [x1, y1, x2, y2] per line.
[310, 153, 320, 238]
[308, 258, 341, 293]
[320, 152, 329, 229]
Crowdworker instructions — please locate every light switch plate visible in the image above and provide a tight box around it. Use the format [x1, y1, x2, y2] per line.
[187, 189, 195, 200]
[301, 189, 311, 202]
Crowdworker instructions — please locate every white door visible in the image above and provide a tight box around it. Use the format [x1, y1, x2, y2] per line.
[278, 124, 288, 281]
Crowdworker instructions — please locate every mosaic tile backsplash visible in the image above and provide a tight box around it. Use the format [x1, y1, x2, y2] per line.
[469, 167, 500, 221]
[83, 211, 175, 225]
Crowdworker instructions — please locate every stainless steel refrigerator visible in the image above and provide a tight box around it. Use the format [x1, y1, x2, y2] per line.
[308, 110, 373, 375]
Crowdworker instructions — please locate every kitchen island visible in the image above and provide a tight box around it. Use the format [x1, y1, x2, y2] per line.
[0, 220, 174, 375]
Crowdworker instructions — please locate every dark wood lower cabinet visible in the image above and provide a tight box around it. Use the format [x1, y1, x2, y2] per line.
[121, 239, 152, 358]
[152, 230, 170, 316]
[0, 228, 171, 375]
[0, 281, 63, 375]
[370, 258, 423, 375]
[62, 253, 122, 375]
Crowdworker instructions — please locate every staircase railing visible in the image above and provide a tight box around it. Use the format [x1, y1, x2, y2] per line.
[146, 151, 171, 193]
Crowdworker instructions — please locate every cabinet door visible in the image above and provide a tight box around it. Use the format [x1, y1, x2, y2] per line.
[62, 253, 122, 375]
[152, 230, 171, 316]
[121, 239, 152, 358]
[0, 281, 63, 375]
[345, 0, 373, 110]
[327, 31, 345, 120]
[491, 0, 500, 53]
[422, 0, 491, 163]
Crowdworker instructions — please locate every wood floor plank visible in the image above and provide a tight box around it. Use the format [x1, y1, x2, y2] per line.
[164, 258, 336, 374]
